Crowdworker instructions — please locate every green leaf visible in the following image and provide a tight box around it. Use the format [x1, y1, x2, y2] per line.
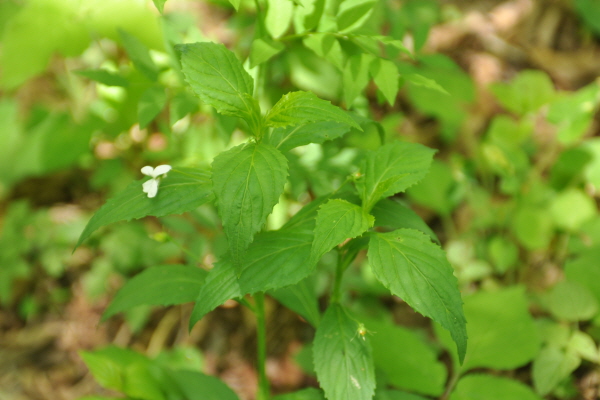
[152, 0, 167, 13]
[189, 259, 241, 328]
[227, 0, 241, 10]
[269, 277, 321, 327]
[342, 53, 372, 106]
[357, 141, 436, 212]
[450, 374, 543, 400]
[167, 370, 240, 400]
[549, 188, 596, 232]
[138, 86, 167, 128]
[75, 69, 129, 87]
[266, 0, 294, 38]
[103, 265, 207, 320]
[303, 33, 345, 70]
[211, 142, 288, 268]
[313, 304, 376, 400]
[368, 229, 467, 363]
[371, 199, 438, 243]
[366, 318, 446, 396]
[249, 37, 285, 68]
[311, 199, 374, 263]
[336, 0, 376, 33]
[265, 91, 361, 130]
[541, 280, 598, 321]
[176, 42, 261, 134]
[76, 167, 214, 249]
[370, 58, 399, 105]
[565, 246, 600, 303]
[375, 390, 429, 400]
[532, 346, 580, 396]
[436, 286, 540, 371]
[402, 73, 449, 95]
[268, 121, 351, 152]
[119, 29, 159, 81]
[273, 388, 325, 400]
[490, 70, 556, 115]
[407, 160, 457, 216]
[239, 228, 314, 294]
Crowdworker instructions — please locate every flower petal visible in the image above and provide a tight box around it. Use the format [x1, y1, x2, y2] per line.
[141, 166, 154, 176]
[153, 164, 172, 176]
[142, 179, 159, 198]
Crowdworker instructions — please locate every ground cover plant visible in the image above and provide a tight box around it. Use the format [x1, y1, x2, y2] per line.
[1, 0, 600, 399]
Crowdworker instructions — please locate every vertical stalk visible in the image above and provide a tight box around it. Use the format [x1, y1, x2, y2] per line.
[254, 292, 270, 400]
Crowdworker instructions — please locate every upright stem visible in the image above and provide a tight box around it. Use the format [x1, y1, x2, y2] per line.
[254, 292, 270, 400]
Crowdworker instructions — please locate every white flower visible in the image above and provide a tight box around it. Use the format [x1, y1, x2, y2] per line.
[141, 165, 172, 198]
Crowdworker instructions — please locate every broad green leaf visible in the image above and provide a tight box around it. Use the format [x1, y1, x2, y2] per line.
[532, 346, 580, 396]
[511, 205, 554, 250]
[565, 246, 600, 303]
[268, 121, 351, 152]
[176, 42, 261, 134]
[303, 33, 345, 70]
[357, 141, 436, 212]
[342, 53, 372, 106]
[266, 0, 294, 38]
[239, 228, 314, 294]
[370, 58, 399, 105]
[368, 229, 467, 363]
[402, 73, 449, 95]
[80, 346, 164, 400]
[249, 37, 285, 68]
[371, 199, 438, 242]
[75, 69, 129, 87]
[311, 199, 374, 263]
[265, 91, 360, 130]
[189, 259, 241, 328]
[119, 29, 159, 81]
[450, 374, 543, 400]
[212, 143, 288, 268]
[549, 188, 596, 232]
[490, 70, 556, 115]
[313, 304, 376, 400]
[152, 0, 167, 13]
[435, 286, 540, 371]
[273, 388, 325, 400]
[103, 265, 207, 319]
[540, 280, 598, 321]
[269, 277, 320, 327]
[138, 86, 167, 128]
[337, 0, 376, 33]
[375, 390, 429, 400]
[76, 167, 214, 249]
[167, 370, 240, 400]
[567, 331, 599, 363]
[366, 318, 446, 396]
[407, 159, 457, 216]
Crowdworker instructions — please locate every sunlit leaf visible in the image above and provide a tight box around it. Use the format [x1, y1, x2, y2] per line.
[268, 121, 351, 152]
[249, 37, 285, 68]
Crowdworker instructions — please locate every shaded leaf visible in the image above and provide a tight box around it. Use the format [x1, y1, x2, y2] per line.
[303, 33, 345, 70]
[211, 142, 288, 268]
[138, 86, 167, 128]
[371, 199, 438, 243]
[313, 304, 376, 400]
[76, 167, 214, 248]
[268, 121, 351, 152]
[269, 277, 320, 327]
[368, 229, 467, 363]
[167, 370, 240, 400]
[532, 346, 580, 396]
[75, 69, 129, 87]
[119, 29, 159, 81]
[450, 374, 543, 400]
[249, 37, 285, 68]
[103, 265, 207, 320]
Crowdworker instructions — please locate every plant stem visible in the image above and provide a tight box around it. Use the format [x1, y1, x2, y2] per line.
[254, 292, 270, 400]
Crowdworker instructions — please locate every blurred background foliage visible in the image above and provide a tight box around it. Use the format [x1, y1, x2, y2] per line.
[1, 0, 600, 399]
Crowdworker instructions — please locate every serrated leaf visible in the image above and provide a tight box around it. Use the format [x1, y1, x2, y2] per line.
[303, 33, 345, 70]
[265, 91, 361, 130]
[119, 29, 159, 81]
[75, 69, 129, 87]
[239, 228, 314, 294]
[450, 375, 543, 400]
[357, 141, 436, 212]
[176, 42, 262, 134]
[370, 58, 399, 105]
[368, 229, 467, 363]
[103, 265, 207, 320]
[268, 121, 351, 152]
[269, 277, 320, 327]
[311, 199, 374, 263]
[336, 0, 376, 33]
[343, 53, 372, 106]
[266, 0, 294, 38]
[249, 37, 285, 68]
[371, 199, 439, 243]
[138, 86, 167, 128]
[313, 304, 375, 400]
[189, 259, 241, 328]
[211, 142, 288, 268]
[76, 167, 214, 249]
